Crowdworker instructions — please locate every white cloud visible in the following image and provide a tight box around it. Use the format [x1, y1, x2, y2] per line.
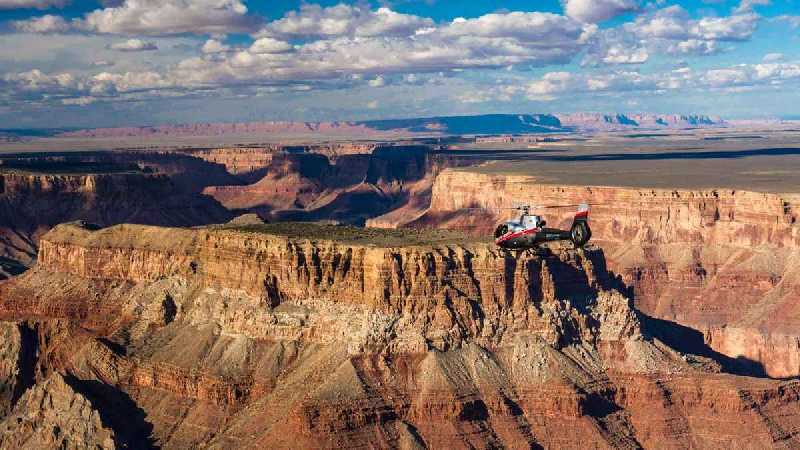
[466, 60, 800, 104]
[562, 0, 639, 23]
[525, 71, 577, 100]
[249, 37, 292, 54]
[201, 39, 229, 54]
[0, 0, 66, 9]
[368, 76, 385, 87]
[667, 39, 719, 55]
[259, 4, 433, 39]
[628, 6, 758, 42]
[583, 5, 760, 63]
[109, 39, 158, 52]
[601, 44, 649, 64]
[440, 11, 590, 42]
[690, 13, 759, 41]
[160, 10, 593, 90]
[775, 15, 800, 28]
[735, 0, 770, 14]
[12, 14, 70, 33]
[81, 0, 257, 35]
[0, 3, 783, 114]
[11, 0, 258, 35]
[763, 53, 784, 62]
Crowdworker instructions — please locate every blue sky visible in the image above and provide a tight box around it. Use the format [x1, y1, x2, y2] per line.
[1, 0, 799, 128]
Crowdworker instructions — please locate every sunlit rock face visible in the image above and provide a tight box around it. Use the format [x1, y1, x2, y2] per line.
[0, 221, 798, 448]
[409, 169, 800, 377]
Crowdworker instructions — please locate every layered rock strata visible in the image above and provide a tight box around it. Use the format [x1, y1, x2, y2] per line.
[0, 222, 798, 448]
[410, 169, 800, 377]
[205, 146, 460, 225]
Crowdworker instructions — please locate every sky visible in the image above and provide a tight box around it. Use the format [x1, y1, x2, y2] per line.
[1, 0, 799, 128]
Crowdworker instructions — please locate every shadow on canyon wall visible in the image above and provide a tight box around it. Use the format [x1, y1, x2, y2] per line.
[639, 315, 770, 378]
[63, 374, 159, 449]
[578, 247, 773, 379]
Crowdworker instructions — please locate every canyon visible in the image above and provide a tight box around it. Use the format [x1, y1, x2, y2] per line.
[2, 221, 800, 448]
[406, 169, 800, 378]
[1, 132, 800, 447]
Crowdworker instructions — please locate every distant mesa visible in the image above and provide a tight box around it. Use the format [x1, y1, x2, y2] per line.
[55, 113, 727, 139]
[556, 113, 725, 132]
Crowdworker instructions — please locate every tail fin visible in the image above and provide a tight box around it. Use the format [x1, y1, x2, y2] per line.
[573, 203, 589, 222]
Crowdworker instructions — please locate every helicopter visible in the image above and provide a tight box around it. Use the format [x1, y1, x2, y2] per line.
[491, 203, 592, 251]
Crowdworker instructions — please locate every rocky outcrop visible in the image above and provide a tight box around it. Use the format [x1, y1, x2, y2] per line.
[1, 222, 799, 448]
[411, 169, 800, 377]
[205, 145, 460, 225]
[0, 171, 232, 272]
[35, 222, 640, 351]
[0, 322, 21, 416]
[0, 373, 116, 450]
[0, 150, 241, 277]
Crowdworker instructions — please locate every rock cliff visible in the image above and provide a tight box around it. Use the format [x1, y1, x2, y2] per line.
[0, 373, 117, 450]
[0, 151, 241, 278]
[0, 222, 798, 448]
[410, 169, 800, 377]
[205, 146, 462, 226]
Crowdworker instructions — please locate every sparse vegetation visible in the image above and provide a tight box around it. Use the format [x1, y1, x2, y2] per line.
[218, 222, 486, 247]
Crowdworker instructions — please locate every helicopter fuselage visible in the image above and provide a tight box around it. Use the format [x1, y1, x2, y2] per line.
[494, 208, 590, 250]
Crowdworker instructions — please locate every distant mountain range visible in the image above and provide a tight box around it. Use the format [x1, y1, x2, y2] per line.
[555, 113, 725, 132]
[55, 113, 726, 139]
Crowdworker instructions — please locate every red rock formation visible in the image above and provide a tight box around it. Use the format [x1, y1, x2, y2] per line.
[204, 146, 454, 225]
[1, 222, 799, 448]
[409, 169, 800, 377]
[0, 150, 243, 277]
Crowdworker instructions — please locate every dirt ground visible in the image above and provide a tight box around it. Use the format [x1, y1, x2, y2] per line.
[456, 128, 800, 194]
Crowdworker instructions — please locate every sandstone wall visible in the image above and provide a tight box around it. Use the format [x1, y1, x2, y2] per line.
[36, 223, 637, 351]
[415, 169, 800, 377]
[4, 222, 800, 448]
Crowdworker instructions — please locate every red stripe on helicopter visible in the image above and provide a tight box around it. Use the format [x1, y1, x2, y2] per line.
[495, 227, 541, 245]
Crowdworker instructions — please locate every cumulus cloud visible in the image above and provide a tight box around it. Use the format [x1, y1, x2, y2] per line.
[12, 14, 70, 33]
[249, 37, 292, 54]
[735, 0, 770, 14]
[763, 53, 784, 62]
[584, 5, 760, 64]
[201, 39, 230, 54]
[562, 0, 639, 23]
[3, 69, 78, 91]
[440, 11, 593, 43]
[11, 0, 258, 35]
[109, 39, 158, 51]
[600, 44, 649, 64]
[157, 9, 594, 91]
[82, 0, 257, 35]
[469, 61, 800, 104]
[0, 0, 67, 9]
[629, 6, 758, 42]
[259, 4, 433, 39]
[0, 3, 781, 113]
[775, 15, 800, 28]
